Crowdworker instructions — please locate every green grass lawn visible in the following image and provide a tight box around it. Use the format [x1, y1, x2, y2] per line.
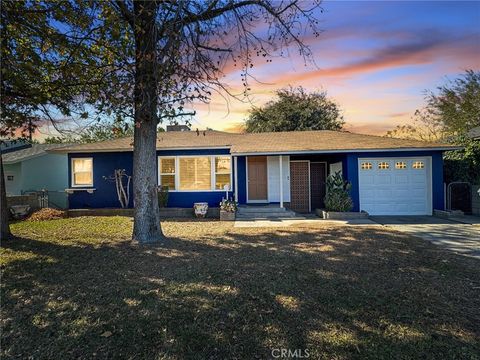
[1, 217, 479, 359]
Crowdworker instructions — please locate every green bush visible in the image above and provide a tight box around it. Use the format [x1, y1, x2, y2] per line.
[324, 172, 354, 212]
[157, 186, 169, 208]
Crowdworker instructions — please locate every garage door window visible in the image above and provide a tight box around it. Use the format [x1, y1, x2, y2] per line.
[378, 162, 390, 169]
[412, 161, 424, 169]
[361, 162, 373, 170]
[395, 161, 407, 169]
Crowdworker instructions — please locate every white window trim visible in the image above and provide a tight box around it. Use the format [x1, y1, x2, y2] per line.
[214, 155, 232, 191]
[71, 157, 94, 187]
[157, 155, 232, 192]
[158, 157, 177, 190]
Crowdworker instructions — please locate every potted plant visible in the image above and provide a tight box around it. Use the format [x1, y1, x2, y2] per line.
[320, 172, 368, 219]
[194, 202, 209, 218]
[219, 198, 237, 221]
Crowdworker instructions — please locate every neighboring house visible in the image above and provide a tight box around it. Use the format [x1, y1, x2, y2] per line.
[53, 130, 459, 216]
[467, 126, 480, 140]
[3, 144, 72, 208]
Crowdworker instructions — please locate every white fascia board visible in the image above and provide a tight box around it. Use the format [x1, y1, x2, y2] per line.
[232, 147, 462, 156]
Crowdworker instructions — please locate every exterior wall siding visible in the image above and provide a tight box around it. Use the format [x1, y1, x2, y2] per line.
[67, 149, 445, 212]
[22, 154, 69, 208]
[345, 151, 444, 213]
[68, 148, 233, 209]
[4, 163, 22, 195]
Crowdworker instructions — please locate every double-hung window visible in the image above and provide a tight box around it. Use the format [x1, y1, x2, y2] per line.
[159, 157, 176, 190]
[72, 158, 93, 186]
[215, 156, 231, 190]
[158, 156, 231, 191]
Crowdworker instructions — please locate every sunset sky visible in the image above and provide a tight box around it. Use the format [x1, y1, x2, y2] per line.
[190, 0, 480, 135]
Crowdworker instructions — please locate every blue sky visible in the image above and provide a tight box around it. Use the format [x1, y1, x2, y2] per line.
[193, 1, 480, 134]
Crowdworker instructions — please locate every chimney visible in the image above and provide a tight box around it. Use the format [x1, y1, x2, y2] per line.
[166, 124, 190, 132]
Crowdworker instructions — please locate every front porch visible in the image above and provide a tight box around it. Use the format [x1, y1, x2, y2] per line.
[232, 154, 345, 213]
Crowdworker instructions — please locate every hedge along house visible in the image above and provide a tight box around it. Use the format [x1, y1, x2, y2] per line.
[53, 130, 459, 216]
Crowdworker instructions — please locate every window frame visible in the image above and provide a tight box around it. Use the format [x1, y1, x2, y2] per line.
[360, 162, 373, 170]
[158, 157, 177, 190]
[214, 156, 232, 191]
[395, 161, 407, 170]
[157, 155, 232, 192]
[377, 161, 390, 170]
[412, 161, 425, 169]
[71, 157, 94, 187]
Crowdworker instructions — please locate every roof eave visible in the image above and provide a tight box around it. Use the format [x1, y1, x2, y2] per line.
[231, 146, 462, 156]
[51, 145, 232, 153]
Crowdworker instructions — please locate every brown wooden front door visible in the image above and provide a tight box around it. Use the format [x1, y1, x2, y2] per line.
[310, 162, 327, 210]
[247, 156, 268, 201]
[290, 161, 310, 213]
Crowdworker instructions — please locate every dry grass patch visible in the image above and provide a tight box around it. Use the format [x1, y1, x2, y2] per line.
[1, 217, 479, 359]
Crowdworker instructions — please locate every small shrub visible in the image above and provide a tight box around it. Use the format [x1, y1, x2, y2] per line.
[157, 185, 169, 208]
[324, 172, 354, 212]
[27, 208, 66, 221]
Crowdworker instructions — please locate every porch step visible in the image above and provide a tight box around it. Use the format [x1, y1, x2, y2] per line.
[237, 205, 290, 213]
[236, 205, 298, 219]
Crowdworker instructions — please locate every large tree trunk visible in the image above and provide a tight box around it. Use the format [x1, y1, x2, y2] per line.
[131, 1, 165, 243]
[0, 152, 11, 240]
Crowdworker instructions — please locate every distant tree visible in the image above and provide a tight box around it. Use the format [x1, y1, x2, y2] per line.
[43, 136, 76, 144]
[245, 87, 344, 133]
[385, 108, 446, 142]
[43, 121, 164, 144]
[428, 70, 480, 136]
[385, 70, 480, 183]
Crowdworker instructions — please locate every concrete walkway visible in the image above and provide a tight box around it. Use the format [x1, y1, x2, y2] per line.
[371, 216, 480, 259]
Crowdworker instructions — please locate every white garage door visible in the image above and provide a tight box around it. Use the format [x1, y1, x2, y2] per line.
[358, 157, 432, 215]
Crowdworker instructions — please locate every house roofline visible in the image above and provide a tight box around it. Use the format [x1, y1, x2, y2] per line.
[231, 146, 462, 156]
[50, 146, 232, 154]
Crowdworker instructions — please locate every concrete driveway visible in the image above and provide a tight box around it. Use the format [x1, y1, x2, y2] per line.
[371, 216, 480, 259]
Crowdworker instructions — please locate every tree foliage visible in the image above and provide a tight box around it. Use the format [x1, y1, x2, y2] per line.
[385, 108, 446, 142]
[44, 120, 134, 144]
[384, 70, 480, 184]
[428, 70, 480, 136]
[1, 0, 323, 242]
[245, 87, 344, 133]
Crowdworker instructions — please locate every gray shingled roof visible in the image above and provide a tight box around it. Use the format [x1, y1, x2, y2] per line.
[3, 144, 72, 164]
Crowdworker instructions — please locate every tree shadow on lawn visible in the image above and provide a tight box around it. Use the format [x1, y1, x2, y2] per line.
[1, 224, 480, 359]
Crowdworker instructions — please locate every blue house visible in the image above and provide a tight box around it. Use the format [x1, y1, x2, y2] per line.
[54, 130, 458, 215]
[3, 144, 71, 208]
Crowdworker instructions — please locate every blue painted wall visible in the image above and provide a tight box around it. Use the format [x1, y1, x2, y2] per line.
[68, 152, 134, 209]
[344, 151, 444, 212]
[68, 148, 233, 209]
[68, 149, 445, 212]
[237, 156, 247, 204]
